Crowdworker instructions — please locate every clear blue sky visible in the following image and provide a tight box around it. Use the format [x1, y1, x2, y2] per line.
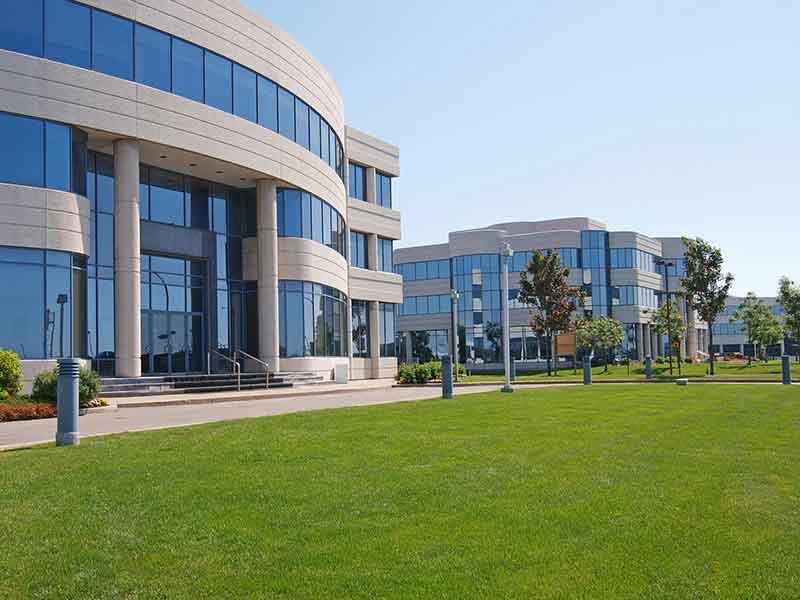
[243, 0, 798, 296]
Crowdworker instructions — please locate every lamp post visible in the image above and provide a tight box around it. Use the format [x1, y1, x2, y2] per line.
[450, 289, 460, 382]
[501, 243, 514, 393]
[656, 260, 674, 375]
[56, 294, 68, 358]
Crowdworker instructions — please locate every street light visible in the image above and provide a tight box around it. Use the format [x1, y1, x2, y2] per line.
[501, 243, 514, 393]
[656, 260, 674, 375]
[450, 289, 460, 382]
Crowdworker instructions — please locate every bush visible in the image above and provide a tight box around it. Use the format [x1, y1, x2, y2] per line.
[0, 348, 23, 400]
[684, 358, 693, 364]
[0, 402, 56, 422]
[396, 361, 465, 385]
[32, 366, 103, 408]
[655, 357, 666, 365]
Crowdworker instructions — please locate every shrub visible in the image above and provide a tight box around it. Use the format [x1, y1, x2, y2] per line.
[0, 402, 56, 422]
[684, 358, 693, 364]
[32, 367, 103, 408]
[655, 357, 666, 365]
[0, 348, 23, 400]
[396, 361, 465, 384]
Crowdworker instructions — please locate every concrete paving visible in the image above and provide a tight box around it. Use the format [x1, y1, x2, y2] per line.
[0, 383, 505, 451]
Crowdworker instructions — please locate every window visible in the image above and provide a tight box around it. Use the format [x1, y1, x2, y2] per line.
[295, 100, 310, 150]
[204, 51, 232, 113]
[279, 281, 347, 358]
[172, 38, 204, 102]
[0, 0, 43, 56]
[352, 300, 370, 358]
[92, 8, 133, 79]
[376, 172, 392, 208]
[349, 163, 366, 200]
[378, 238, 394, 272]
[379, 303, 397, 357]
[233, 64, 257, 122]
[277, 189, 302, 238]
[44, 0, 90, 69]
[350, 231, 368, 268]
[0, 112, 44, 187]
[320, 121, 330, 164]
[148, 167, 184, 226]
[309, 110, 321, 156]
[278, 87, 295, 140]
[134, 24, 171, 92]
[277, 188, 345, 257]
[257, 76, 278, 132]
[45, 121, 71, 191]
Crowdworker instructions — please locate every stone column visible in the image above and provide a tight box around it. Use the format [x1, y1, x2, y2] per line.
[369, 300, 381, 378]
[114, 139, 141, 378]
[257, 179, 280, 373]
[651, 329, 659, 357]
[643, 323, 651, 358]
[687, 308, 698, 358]
[635, 323, 644, 361]
[365, 167, 377, 205]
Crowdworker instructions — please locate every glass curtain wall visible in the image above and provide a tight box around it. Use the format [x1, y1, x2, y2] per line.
[278, 281, 348, 358]
[581, 230, 611, 317]
[351, 300, 370, 358]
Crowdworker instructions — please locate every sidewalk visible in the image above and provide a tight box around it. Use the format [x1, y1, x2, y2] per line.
[0, 383, 501, 451]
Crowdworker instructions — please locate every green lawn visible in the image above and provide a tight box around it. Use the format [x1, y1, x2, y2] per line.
[464, 358, 800, 383]
[2, 385, 800, 598]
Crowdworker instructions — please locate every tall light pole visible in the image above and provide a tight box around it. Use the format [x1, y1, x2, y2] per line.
[656, 260, 674, 375]
[450, 289, 460, 382]
[501, 243, 514, 393]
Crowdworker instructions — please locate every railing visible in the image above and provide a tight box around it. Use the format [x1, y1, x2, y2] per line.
[208, 349, 241, 391]
[237, 349, 270, 390]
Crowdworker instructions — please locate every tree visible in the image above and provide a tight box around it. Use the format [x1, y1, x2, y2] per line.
[410, 331, 433, 363]
[681, 237, 734, 375]
[647, 300, 686, 374]
[575, 317, 625, 372]
[484, 321, 503, 363]
[732, 293, 783, 363]
[777, 277, 800, 360]
[518, 250, 584, 376]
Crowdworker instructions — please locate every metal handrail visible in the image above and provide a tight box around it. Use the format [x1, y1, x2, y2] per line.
[208, 349, 240, 391]
[236, 349, 270, 389]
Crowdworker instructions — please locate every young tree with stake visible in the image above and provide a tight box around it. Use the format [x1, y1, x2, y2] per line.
[732, 293, 783, 363]
[777, 277, 800, 361]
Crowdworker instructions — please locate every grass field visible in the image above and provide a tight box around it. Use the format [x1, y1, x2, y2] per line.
[464, 358, 800, 383]
[2, 385, 800, 598]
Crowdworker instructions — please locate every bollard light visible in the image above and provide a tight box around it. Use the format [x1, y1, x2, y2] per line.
[645, 355, 653, 380]
[56, 358, 81, 446]
[782, 355, 792, 385]
[442, 354, 454, 399]
[583, 356, 592, 385]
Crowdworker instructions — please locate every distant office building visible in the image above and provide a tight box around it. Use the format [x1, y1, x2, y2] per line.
[712, 297, 797, 357]
[394, 218, 706, 365]
[0, 0, 402, 384]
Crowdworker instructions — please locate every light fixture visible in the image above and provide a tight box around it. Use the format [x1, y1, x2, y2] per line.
[189, 163, 197, 167]
[216, 170, 224, 174]
[159, 155, 167, 159]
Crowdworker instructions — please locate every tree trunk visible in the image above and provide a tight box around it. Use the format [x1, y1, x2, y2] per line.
[709, 329, 715, 375]
[546, 332, 552, 376]
[552, 335, 558, 376]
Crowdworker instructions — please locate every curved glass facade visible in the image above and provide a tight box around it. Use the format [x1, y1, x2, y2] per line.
[0, 246, 86, 359]
[0, 111, 87, 194]
[277, 188, 346, 257]
[278, 280, 348, 358]
[0, 0, 345, 181]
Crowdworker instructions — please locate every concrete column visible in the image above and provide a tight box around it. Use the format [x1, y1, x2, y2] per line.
[643, 324, 651, 358]
[367, 232, 378, 273]
[365, 167, 377, 205]
[369, 300, 381, 378]
[635, 323, 644, 361]
[113, 139, 141, 378]
[257, 179, 280, 372]
[651, 329, 659, 358]
[687, 309, 698, 358]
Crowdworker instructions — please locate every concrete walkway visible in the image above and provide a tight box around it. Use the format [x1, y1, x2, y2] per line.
[0, 383, 504, 451]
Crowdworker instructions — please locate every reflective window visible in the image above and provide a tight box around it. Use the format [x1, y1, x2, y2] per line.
[352, 300, 370, 358]
[320, 121, 330, 164]
[295, 100, 310, 149]
[172, 38, 204, 102]
[279, 281, 347, 358]
[233, 64, 257, 122]
[45, 121, 71, 191]
[0, 112, 44, 187]
[309, 110, 321, 156]
[379, 303, 397, 357]
[44, 0, 90, 69]
[400, 294, 451, 316]
[0, 0, 43, 56]
[378, 238, 394, 272]
[350, 231, 368, 269]
[376, 172, 393, 208]
[278, 87, 295, 140]
[204, 51, 232, 113]
[257, 76, 278, 131]
[92, 8, 133, 79]
[349, 163, 366, 200]
[148, 167, 185, 226]
[277, 188, 345, 258]
[135, 24, 171, 92]
[395, 259, 451, 282]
